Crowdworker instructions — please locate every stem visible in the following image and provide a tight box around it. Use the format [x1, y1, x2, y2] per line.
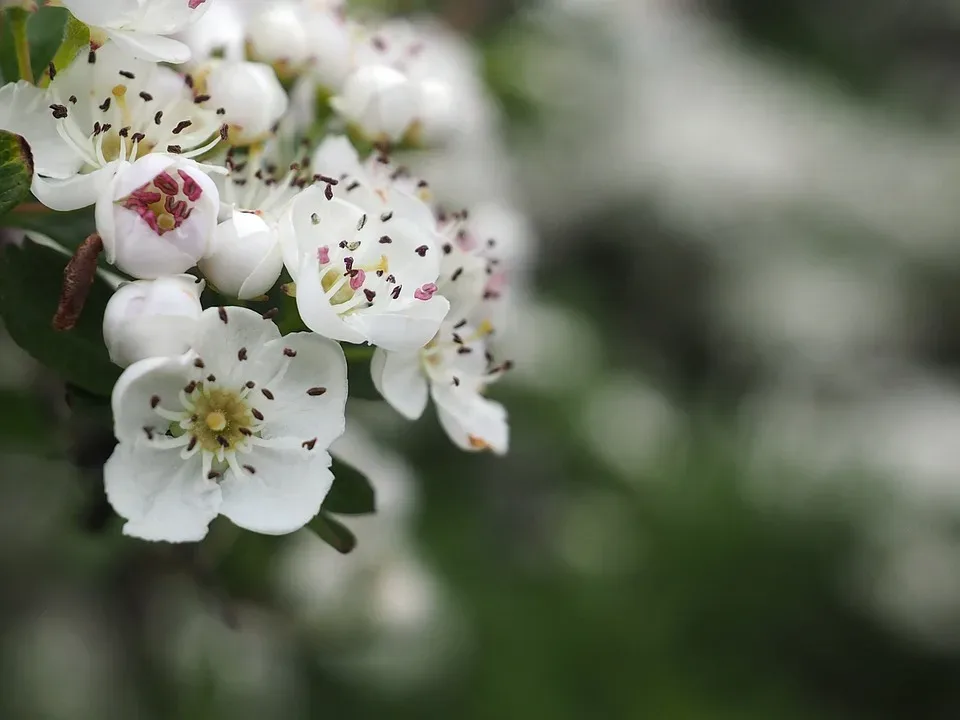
[8, 8, 33, 84]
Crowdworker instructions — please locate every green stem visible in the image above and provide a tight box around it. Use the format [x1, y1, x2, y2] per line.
[8, 8, 33, 84]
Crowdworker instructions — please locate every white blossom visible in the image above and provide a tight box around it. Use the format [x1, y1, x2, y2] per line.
[0, 42, 223, 212]
[96, 153, 220, 279]
[105, 306, 348, 542]
[193, 59, 289, 146]
[278, 146, 449, 352]
[330, 64, 420, 144]
[61, 0, 211, 64]
[103, 275, 205, 368]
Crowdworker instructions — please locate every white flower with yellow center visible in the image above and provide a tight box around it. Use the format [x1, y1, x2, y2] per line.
[61, 0, 212, 63]
[105, 306, 348, 542]
[0, 42, 223, 211]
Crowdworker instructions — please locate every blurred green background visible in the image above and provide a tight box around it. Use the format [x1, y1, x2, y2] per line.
[4, 0, 960, 718]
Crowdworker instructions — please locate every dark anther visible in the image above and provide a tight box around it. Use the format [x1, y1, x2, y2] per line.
[218, 307, 228, 323]
[306, 387, 327, 397]
[252, 408, 264, 421]
[194, 358, 205, 368]
[238, 347, 247, 361]
[261, 388, 274, 400]
[49, 104, 68, 119]
[172, 120, 192, 134]
[283, 348, 297, 357]
[302, 438, 317, 450]
[150, 395, 160, 408]
[139, 91, 153, 101]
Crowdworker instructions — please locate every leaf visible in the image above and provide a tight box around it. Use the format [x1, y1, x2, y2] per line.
[0, 204, 97, 251]
[323, 458, 376, 515]
[0, 131, 33, 218]
[0, 5, 68, 84]
[344, 344, 381, 400]
[38, 12, 88, 87]
[308, 512, 358, 554]
[0, 240, 120, 396]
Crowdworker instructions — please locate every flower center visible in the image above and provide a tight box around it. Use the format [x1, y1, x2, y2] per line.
[188, 387, 254, 453]
[120, 169, 204, 236]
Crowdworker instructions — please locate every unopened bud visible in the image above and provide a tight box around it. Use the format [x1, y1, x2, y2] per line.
[103, 275, 204, 367]
[198, 212, 283, 299]
[330, 64, 418, 143]
[198, 60, 289, 145]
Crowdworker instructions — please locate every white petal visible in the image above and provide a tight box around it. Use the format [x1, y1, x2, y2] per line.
[218, 447, 333, 535]
[60, 0, 139, 29]
[237, 239, 284, 299]
[353, 295, 450, 352]
[190, 306, 281, 386]
[311, 135, 364, 180]
[0, 81, 80, 179]
[32, 164, 119, 212]
[257, 332, 348, 448]
[432, 385, 509, 455]
[111, 354, 195, 443]
[371, 347, 427, 420]
[106, 28, 193, 64]
[104, 442, 220, 542]
[295, 253, 367, 344]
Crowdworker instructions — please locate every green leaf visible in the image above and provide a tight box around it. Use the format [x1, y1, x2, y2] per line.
[344, 344, 381, 400]
[0, 131, 33, 218]
[323, 458, 376, 515]
[308, 512, 358, 554]
[0, 205, 96, 251]
[0, 5, 68, 84]
[38, 11, 87, 87]
[0, 240, 120, 396]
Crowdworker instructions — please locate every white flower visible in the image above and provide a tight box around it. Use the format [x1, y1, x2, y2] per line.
[105, 305, 348, 542]
[103, 275, 204, 368]
[194, 60, 289, 146]
[278, 166, 450, 352]
[0, 42, 223, 212]
[61, 0, 211, 63]
[198, 211, 283, 299]
[330, 64, 419, 144]
[245, 3, 314, 74]
[371, 319, 510, 454]
[96, 153, 220, 279]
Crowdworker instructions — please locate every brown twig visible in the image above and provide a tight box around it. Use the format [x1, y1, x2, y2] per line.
[53, 233, 103, 331]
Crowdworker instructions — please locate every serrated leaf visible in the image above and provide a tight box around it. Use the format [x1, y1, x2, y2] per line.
[0, 131, 33, 218]
[308, 512, 357, 554]
[0, 240, 119, 396]
[323, 457, 376, 515]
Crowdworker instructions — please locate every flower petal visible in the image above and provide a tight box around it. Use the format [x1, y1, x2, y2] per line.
[352, 295, 450, 352]
[111, 354, 195, 443]
[106, 28, 193, 64]
[0, 81, 80, 180]
[257, 332, 348, 448]
[190, 306, 282, 387]
[432, 385, 509, 455]
[218, 446, 333, 535]
[104, 442, 219, 542]
[371, 347, 427, 420]
[32, 163, 119, 212]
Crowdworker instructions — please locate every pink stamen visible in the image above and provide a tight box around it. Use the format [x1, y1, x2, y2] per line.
[177, 169, 203, 201]
[414, 282, 438, 301]
[153, 171, 179, 196]
[349, 269, 366, 291]
[188, 0, 206, 8]
[317, 246, 330, 265]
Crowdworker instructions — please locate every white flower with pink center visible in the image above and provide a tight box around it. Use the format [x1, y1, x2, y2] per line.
[105, 306, 348, 542]
[61, 0, 212, 64]
[277, 184, 450, 353]
[96, 153, 220, 278]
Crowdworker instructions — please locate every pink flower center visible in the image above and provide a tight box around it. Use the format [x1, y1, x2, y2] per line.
[120, 169, 204, 236]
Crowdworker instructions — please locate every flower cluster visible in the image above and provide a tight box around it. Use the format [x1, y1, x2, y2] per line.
[0, 0, 522, 543]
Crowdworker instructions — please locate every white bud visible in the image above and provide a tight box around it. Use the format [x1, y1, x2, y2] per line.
[96, 154, 220, 280]
[103, 275, 204, 368]
[198, 212, 283, 299]
[330, 64, 419, 142]
[247, 3, 312, 69]
[199, 60, 289, 145]
[416, 80, 457, 144]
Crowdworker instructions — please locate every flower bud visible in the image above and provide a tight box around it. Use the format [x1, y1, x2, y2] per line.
[330, 64, 418, 143]
[246, 3, 312, 72]
[96, 154, 220, 280]
[198, 212, 283, 299]
[198, 60, 289, 145]
[103, 275, 204, 368]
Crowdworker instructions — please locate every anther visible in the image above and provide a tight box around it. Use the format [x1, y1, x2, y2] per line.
[238, 347, 247, 361]
[88, 49, 96, 63]
[216, 435, 229, 448]
[47, 62, 56, 80]
[302, 438, 317, 450]
[49, 104, 68, 119]
[346, 180, 360, 192]
[380, 211, 393, 222]
[166, 145, 182, 153]
[357, 214, 367, 231]
[283, 348, 297, 357]
[261, 388, 274, 400]
[415, 245, 428, 256]
[208, 470, 221, 479]
[154, 110, 163, 125]
[206, 374, 216, 382]
[184, 381, 197, 394]
[252, 408, 264, 421]
[119, 69, 135, 79]
[216, 108, 226, 115]
[243, 465, 256, 474]
[68, 95, 77, 104]
[186, 436, 197, 452]
[193, 94, 211, 103]
[143, 427, 154, 439]
[99, 97, 111, 111]
[324, 184, 333, 200]
[218, 307, 228, 323]
[245, 380, 256, 389]
[261, 308, 279, 320]
[194, 358, 205, 368]
[363, 289, 376, 302]
[379, 235, 392, 244]
[172, 120, 192, 134]
[451, 267, 463, 281]
[150, 395, 160, 408]
[139, 91, 153, 101]
[391, 285, 402, 299]
[306, 387, 327, 396]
